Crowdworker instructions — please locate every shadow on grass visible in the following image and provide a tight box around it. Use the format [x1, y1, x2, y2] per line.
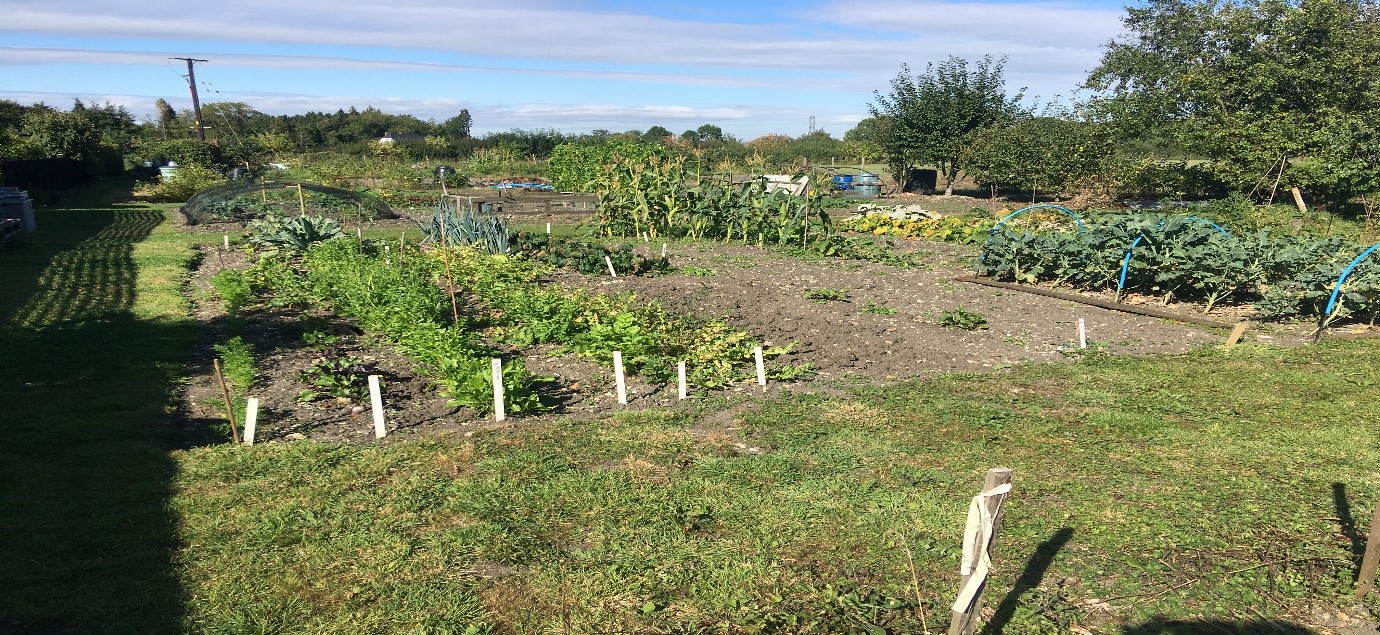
[0, 197, 192, 633]
[1333, 482, 1367, 580]
[1120, 617, 1315, 634]
[984, 526, 1074, 634]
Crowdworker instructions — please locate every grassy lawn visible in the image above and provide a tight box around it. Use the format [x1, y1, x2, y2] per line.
[4, 181, 1379, 633]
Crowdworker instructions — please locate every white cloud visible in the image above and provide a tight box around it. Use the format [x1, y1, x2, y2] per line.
[0, 47, 809, 89]
[1, 0, 1117, 75]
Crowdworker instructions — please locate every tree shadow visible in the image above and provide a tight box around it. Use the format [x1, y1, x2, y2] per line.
[1120, 617, 1315, 634]
[1333, 482, 1367, 578]
[0, 198, 190, 632]
[984, 526, 1075, 634]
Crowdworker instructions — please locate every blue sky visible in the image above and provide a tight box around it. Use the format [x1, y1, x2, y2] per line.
[0, 0, 1127, 139]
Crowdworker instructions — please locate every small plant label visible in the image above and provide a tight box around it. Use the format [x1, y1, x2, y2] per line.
[1078, 318, 1087, 349]
[604, 255, 618, 278]
[754, 346, 767, 387]
[222, 234, 230, 250]
[491, 358, 506, 422]
[367, 375, 386, 439]
[243, 397, 259, 446]
[677, 361, 687, 400]
[613, 351, 628, 404]
[545, 222, 551, 235]
[1224, 322, 1249, 350]
[661, 243, 667, 258]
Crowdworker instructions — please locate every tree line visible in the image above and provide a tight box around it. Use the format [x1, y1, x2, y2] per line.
[862, 0, 1380, 209]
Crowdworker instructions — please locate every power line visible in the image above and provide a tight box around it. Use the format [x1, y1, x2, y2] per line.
[171, 57, 208, 141]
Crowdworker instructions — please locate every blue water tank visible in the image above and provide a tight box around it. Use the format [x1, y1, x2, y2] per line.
[832, 175, 854, 190]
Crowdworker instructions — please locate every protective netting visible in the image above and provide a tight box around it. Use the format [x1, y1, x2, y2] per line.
[181, 180, 399, 225]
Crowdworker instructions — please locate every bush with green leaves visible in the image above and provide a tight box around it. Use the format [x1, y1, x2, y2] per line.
[145, 164, 228, 202]
[548, 140, 665, 192]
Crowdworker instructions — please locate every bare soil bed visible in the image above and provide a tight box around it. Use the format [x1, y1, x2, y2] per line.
[554, 238, 1322, 381]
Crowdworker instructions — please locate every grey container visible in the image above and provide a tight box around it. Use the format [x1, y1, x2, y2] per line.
[0, 187, 36, 232]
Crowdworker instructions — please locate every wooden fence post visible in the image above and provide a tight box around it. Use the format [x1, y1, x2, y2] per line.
[949, 467, 1013, 635]
[1357, 498, 1380, 598]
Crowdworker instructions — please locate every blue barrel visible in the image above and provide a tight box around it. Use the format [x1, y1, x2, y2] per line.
[832, 175, 853, 190]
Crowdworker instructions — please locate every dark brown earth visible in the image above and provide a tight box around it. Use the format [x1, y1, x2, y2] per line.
[553, 238, 1322, 382]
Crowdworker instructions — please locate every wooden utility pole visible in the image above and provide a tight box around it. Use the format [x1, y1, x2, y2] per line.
[172, 57, 208, 141]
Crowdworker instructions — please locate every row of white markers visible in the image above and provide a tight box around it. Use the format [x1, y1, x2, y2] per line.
[238, 346, 772, 445]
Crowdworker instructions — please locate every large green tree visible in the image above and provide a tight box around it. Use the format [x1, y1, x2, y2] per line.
[963, 113, 1116, 199]
[870, 56, 1026, 195]
[1085, 0, 1380, 205]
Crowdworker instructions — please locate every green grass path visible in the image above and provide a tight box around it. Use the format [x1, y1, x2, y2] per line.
[0, 184, 198, 633]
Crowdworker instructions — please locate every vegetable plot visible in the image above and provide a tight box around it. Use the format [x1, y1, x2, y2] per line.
[979, 214, 1380, 325]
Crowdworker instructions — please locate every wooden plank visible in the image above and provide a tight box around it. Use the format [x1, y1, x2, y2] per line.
[954, 276, 1234, 329]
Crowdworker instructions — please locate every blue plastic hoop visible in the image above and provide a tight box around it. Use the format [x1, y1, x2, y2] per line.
[1322, 241, 1380, 318]
[991, 204, 1085, 235]
[1116, 216, 1231, 299]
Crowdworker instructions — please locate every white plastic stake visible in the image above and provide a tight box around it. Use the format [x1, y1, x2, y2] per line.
[677, 361, 688, 400]
[642, 232, 649, 243]
[357, 226, 363, 240]
[661, 243, 667, 258]
[613, 351, 628, 404]
[243, 397, 259, 446]
[368, 375, 386, 438]
[604, 255, 618, 278]
[1077, 318, 1087, 349]
[545, 222, 551, 234]
[222, 234, 229, 249]
[491, 358, 506, 422]
[754, 346, 767, 386]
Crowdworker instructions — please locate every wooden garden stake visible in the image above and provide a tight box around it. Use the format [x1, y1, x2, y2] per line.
[296, 183, 306, 216]
[260, 187, 267, 203]
[1356, 498, 1380, 598]
[1077, 318, 1087, 349]
[677, 361, 688, 400]
[222, 234, 229, 250]
[1224, 322, 1250, 350]
[356, 226, 363, 240]
[491, 358, 506, 422]
[438, 214, 461, 323]
[604, 255, 618, 278]
[212, 359, 241, 445]
[754, 346, 767, 387]
[368, 375, 386, 439]
[243, 397, 259, 446]
[1292, 186, 1308, 214]
[613, 351, 628, 404]
[949, 467, 1013, 635]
